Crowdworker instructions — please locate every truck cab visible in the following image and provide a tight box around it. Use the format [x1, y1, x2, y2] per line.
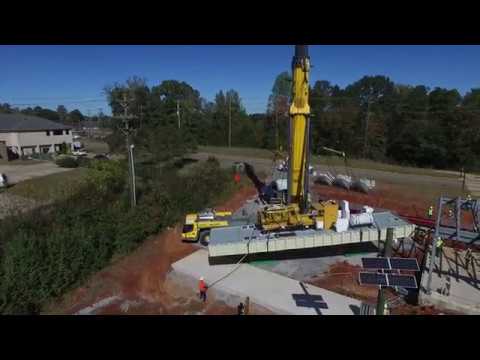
[181, 209, 232, 244]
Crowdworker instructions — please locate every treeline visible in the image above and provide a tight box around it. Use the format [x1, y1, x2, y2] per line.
[3, 72, 480, 171]
[0, 103, 111, 128]
[103, 74, 480, 171]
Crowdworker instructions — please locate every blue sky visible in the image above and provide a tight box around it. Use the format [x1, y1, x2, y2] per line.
[1, 45, 479, 115]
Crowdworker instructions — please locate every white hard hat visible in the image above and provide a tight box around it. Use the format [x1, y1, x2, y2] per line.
[199, 276, 204, 281]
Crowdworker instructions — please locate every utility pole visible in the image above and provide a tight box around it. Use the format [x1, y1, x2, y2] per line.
[363, 100, 371, 159]
[176, 100, 181, 129]
[275, 97, 279, 151]
[376, 287, 386, 315]
[228, 95, 232, 148]
[119, 92, 137, 209]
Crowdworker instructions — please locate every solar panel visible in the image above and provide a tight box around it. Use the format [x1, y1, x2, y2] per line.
[387, 274, 418, 289]
[389, 258, 420, 271]
[383, 269, 400, 274]
[359, 272, 388, 286]
[361, 257, 390, 270]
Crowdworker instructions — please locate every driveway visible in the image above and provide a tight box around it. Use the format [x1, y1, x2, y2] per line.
[0, 161, 74, 185]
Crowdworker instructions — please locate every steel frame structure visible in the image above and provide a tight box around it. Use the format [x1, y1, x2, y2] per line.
[426, 196, 480, 294]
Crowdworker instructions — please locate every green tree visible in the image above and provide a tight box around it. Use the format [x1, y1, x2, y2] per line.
[56, 105, 68, 123]
[463, 88, 480, 110]
[69, 109, 85, 128]
[265, 72, 292, 150]
[428, 87, 461, 113]
[0, 103, 14, 114]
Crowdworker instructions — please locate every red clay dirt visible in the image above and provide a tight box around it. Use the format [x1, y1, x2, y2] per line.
[313, 183, 432, 218]
[49, 177, 466, 315]
[49, 185, 262, 315]
[307, 261, 380, 303]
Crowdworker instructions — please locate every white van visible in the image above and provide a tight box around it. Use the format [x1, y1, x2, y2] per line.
[0, 173, 8, 188]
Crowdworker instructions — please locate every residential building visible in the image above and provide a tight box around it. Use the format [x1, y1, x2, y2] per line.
[0, 113, 73, 158]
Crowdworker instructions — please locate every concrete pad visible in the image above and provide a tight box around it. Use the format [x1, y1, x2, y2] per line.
[172, 249, 362, 315]
[419, 246, 480, 314]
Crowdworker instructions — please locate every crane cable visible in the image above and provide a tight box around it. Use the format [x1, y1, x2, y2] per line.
[207, 253, 249, 289]
[206, 227, 255, 289]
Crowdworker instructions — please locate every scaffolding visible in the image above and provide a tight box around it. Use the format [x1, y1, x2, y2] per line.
[426, 196, 480, 294]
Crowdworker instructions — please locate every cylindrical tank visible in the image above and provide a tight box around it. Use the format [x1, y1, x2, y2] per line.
[349, 213, 374, 227]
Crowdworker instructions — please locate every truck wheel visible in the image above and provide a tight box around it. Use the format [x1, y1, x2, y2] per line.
[199, 231, 211, 246]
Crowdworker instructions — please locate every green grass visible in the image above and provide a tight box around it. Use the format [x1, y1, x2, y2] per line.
[7, 168, 88, 202]
[198, 146, 459, 179]
[82, 138, 110, 154]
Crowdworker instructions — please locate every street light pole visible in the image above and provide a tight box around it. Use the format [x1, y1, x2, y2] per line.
[119, 92, 137, 209]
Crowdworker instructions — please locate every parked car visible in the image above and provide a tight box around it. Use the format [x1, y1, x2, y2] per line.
[72, 150, 88, 157]
[0, 173, 8, 188]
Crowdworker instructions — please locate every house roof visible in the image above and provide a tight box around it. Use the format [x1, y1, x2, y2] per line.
[0, 113, 71, 132]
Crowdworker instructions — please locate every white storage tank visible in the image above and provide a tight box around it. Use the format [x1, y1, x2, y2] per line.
[349, 213, 374, 227]
[340, 200, 350, 219]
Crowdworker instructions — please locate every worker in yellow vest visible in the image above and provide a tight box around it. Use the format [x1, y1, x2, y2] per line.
[427, 206, 434, 218]
[436, 238, 444, 249]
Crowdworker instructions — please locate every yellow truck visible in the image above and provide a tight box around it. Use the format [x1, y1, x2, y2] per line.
[181, 209, 233, 245]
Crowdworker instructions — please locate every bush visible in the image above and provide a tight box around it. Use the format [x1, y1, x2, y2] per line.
[31, 153, 54, 161]
[76, 156, 92, 168]
[0, 157, 235, 314]
[56, 156, 78, 168]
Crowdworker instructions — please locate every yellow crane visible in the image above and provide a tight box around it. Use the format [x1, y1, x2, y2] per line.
[258, 45, 339, 232]
[288, 45, 311, 211]
[181, 45, 340, 241]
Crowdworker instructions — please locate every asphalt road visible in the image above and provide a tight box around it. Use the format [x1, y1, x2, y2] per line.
[0, 161, 74, 185]
[191, 151, 462, 189]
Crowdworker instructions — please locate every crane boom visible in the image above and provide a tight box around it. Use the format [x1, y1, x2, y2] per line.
[288, 45, 311, 213]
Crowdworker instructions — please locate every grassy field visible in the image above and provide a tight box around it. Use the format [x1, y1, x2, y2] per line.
[198, 146, 460, 179]
[7, 168, 88, 202]
[82, 138, 110, 154]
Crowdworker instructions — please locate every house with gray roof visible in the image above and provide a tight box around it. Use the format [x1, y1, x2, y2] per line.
[0, 113, 73, 160]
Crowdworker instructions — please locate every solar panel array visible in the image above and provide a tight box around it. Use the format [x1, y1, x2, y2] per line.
[359, 272, 388, 286]
[359, 257, 420, 289]
[361, 257, 419, 272]
[358, 272, 418, 289]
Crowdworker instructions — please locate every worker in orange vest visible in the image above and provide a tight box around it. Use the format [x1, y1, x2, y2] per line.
[198, 276, 208, 303]
[234, 172, 241, 184]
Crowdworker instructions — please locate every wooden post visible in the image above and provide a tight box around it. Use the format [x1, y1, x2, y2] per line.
[376, 287, 386, 315]
[245, 296, 250, 315]
[385, 228, 394, 257]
